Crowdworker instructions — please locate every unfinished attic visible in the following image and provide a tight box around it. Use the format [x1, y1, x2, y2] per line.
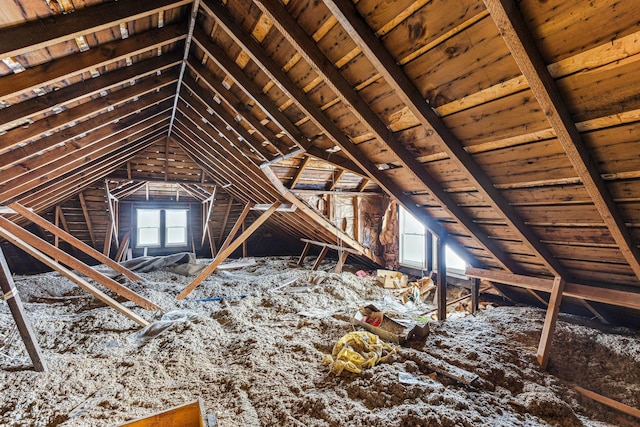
[1, 0, 640, 425]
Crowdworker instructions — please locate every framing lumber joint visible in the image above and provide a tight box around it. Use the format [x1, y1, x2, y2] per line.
[177, 202, 281, 299]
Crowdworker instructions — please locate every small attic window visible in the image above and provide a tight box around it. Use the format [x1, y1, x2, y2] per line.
[136, 208, 188, 248]
[399, 206, 467, 273]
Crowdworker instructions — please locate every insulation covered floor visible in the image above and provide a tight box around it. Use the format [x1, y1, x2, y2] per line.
[1, 257, 639, 426]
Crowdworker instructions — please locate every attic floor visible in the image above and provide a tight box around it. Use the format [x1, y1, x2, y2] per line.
[0, 257, 638, 426]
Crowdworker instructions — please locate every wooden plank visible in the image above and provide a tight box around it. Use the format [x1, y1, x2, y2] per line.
[0, 218, 160, 311]
[466, 267, 640, 311]
[115, 231, 131, 263]
[324, 0, 567, 278]
[471, 277, 479, 314]
[0, 24, 186, 101]
[297, 241, 311, 266]
[537, 276, 566, 370]
[483, 0, 640, 281]
[78, 192, 97, 248]
[0, 247, 47, 372]
[334, 250, 349, 273]
[312, 246, 329, 271]
[9, 203, 144, 282]
[0, 0, 191, 58]
[300, 238, 361, 255]
[574, 386, 640, 419]
[177, 202, 281, 299]
[436, 236, 447, 321]
[218, 203, 252, 253]
[0, 225, 148, 327]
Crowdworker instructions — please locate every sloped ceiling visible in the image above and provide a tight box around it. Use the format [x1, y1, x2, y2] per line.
[1, 0, 640, 298]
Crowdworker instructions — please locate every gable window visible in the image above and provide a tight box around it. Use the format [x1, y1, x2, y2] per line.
[399, 206, 467, 273]
[136, 208, 189, 248]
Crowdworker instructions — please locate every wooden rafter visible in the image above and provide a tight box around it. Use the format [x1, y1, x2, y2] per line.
[0, 0, 190, 58]
[0, 51, 181, 133]
[483, 0, 640, 281]
[200, 1, 481, 267]
[0, 24, 186, 102]
[218, 203, 252, 253]
[322, 0, 568, 278]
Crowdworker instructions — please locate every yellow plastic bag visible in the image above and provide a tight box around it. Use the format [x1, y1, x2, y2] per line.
[323, 331, 396, 376]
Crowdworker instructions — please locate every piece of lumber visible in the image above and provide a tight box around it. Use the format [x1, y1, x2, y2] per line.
[177, 202, 281, 299]
[0, 217, 161, 311]
[9, 203, 143, 282]
[537, 276, 566, 370]
[218, 203, 252, 253]
[297, 241, 311, 266]
[334, 250, 349, 273]
[574, 386, 640, 419]
[436, 237, 447, 321]
[300, 238, 361, 255]
[400, 348, 480, 387]
[115, 231, 131, 263]
[311, 246, 329, 271]
[0, 247, 47, 372]
[471, 278, 480, 314]
[465, 267, 640, 311]
[0, 225, 148, 326]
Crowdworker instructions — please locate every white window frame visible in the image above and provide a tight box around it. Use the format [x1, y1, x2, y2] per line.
[164, 209, 188, 247]
[135, 208, 189, 249]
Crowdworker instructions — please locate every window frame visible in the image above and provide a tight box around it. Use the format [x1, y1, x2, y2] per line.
[134, 207, 190, 249]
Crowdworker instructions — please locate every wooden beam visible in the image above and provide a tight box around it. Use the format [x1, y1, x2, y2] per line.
[289, 155, 311, 189]
[471, 277, 480, 314]
[0, 0, 190, 58]
[166, 0, 200, 137]
[323, 0, 566, 278]
[177, 202, 281, 299]
[0, 225, 148, 326]
[297, 242, 311, 266]
[300, 238, 361, 255]
[483, 0, 640, 281]
[198, 2, 479, 267]
[0, 247, 47, 372]
[207, 222, 217, 258]
[312, 246, 329, 271]
[0, 51, 181, 133]
[0, 24, 186, 101]
[537, 276, 566, 370]
[115, 231, 131, 263]
[328, 169, 345, 191]
[201, 186, 217, 246]
[466, 267, 640, 311]
[436, 236, 447, 321]
[218, 198, 234, 247]
[0, 218, 160, 311]
[9, 202, 144, 282]
[334, 250, 350, 273]
[218, 203, 253, 253]
[574, 386, 640, 419]
[78, 192, 97, 248]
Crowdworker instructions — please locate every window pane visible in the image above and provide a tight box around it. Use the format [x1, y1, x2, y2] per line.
[400, 208, 424, 235]
[166, 209, 187, 227]
[446, 246, 467, 271]
[137, 209, 160, 227]
[166, 227, 187, 245]
[138, 228, 160, 246]
[401, 235, 424, 265]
